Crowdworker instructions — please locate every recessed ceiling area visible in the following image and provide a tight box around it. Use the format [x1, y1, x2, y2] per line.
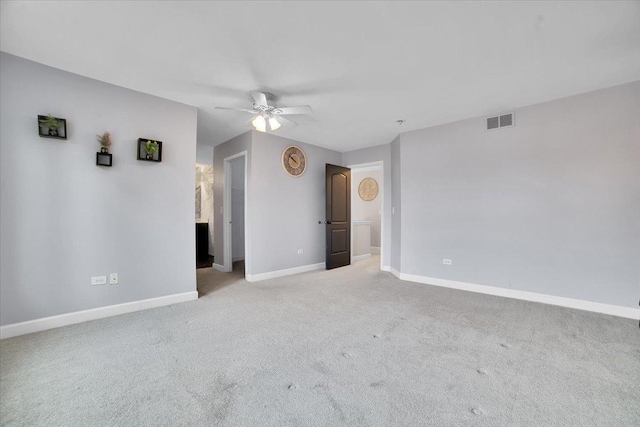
[1, 1, 638, 152]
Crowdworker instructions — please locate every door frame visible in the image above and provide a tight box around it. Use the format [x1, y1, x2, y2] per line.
[223, 151, 249, 274]
[347, 161, 384, 270]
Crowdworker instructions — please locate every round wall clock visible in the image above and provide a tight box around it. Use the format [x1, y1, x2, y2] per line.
[358, 177, 379, 201]
[282, 145, 307, 177]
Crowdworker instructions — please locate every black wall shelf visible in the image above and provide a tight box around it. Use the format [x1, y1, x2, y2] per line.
[96, 152, 112, 167]
[37, 115, 67, 140]
[137, 138, 163, 162]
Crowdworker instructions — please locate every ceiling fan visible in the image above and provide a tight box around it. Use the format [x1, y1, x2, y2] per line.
[215, 91, 312, 132]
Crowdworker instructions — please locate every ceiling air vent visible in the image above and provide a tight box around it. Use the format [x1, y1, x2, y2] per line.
[486, 112, 515, 130]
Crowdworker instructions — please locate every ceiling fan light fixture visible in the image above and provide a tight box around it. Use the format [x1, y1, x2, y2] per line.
[268, 117, 281, 131]
[216, 91, 311, 131]
[252, 115, 266, 132]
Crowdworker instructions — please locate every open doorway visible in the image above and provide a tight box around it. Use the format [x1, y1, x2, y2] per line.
[349, 161, 384, 270]
[223, 152, 248, 276]
[195, 163, 214, 269]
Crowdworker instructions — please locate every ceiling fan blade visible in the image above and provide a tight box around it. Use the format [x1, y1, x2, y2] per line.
[215, 106, 256, 114]
[276, 116, 297, 128]
[250, 91, 268, 107]
[275, 105, 313, 115]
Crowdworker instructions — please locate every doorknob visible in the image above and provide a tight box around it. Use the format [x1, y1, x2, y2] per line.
[324, 221, 332, 224]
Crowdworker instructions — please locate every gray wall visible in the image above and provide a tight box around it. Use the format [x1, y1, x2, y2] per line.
[250, 132, 341, 274]
[351, 169, 382, 247]
[213, 131, 251, 266]
[390, 136, 402, 272]
[342, 143, 392, 268]
[0, 53, 198, 325]
[196, 144, 213, 165]
[231, 157, 245, 261]
[398, 81, 640, 308]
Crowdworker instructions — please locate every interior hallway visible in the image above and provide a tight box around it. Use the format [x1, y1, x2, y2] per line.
[1, 256, 638, 426]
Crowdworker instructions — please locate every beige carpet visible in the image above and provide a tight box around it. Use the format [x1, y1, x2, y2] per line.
[1, 256, 639, 426]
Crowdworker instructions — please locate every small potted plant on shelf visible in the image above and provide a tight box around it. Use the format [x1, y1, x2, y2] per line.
[97, 131, 112, 153]
[144, 140, 158, 160]
[39, 114, 59, 136]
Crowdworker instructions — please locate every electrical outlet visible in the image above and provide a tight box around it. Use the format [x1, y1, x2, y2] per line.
[297, 249, 304, 255]
[91, 276, 107, 286]
[109, 273, 119, 285]
[443, 259, 452, 265]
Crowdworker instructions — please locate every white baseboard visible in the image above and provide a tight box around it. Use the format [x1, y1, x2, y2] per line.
[398, 273, 639, 320]
[211, 263, 225, 272]
[0, 291, 199, 340]
[370, 246, 381, 254]
[352, 253, 372, 261]
[390, 267, 401, 279]
[381, 265, 391, 272]
[246, 262, 325, 282]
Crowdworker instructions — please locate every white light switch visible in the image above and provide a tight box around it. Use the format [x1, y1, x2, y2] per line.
[443, 259, 452, 265]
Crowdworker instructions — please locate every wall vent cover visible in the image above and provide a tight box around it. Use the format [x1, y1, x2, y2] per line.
[487, 116, 499, 130]
[486, 112, 514, 130]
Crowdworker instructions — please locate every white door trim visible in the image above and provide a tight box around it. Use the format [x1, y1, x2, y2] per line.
[347, 160, 384, 270]
[223, 151, 249, 274]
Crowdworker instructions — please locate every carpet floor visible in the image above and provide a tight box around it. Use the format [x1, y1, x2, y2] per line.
[1, 256, 639, 426]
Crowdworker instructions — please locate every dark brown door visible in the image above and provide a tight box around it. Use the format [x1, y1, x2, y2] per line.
[326, 164, 351, 270]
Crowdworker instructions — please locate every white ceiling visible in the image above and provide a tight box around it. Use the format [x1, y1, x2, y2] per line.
[2, 1, 639, 152]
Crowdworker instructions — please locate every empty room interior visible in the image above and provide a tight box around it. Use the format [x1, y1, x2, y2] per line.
[1, 1, 639, 426]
